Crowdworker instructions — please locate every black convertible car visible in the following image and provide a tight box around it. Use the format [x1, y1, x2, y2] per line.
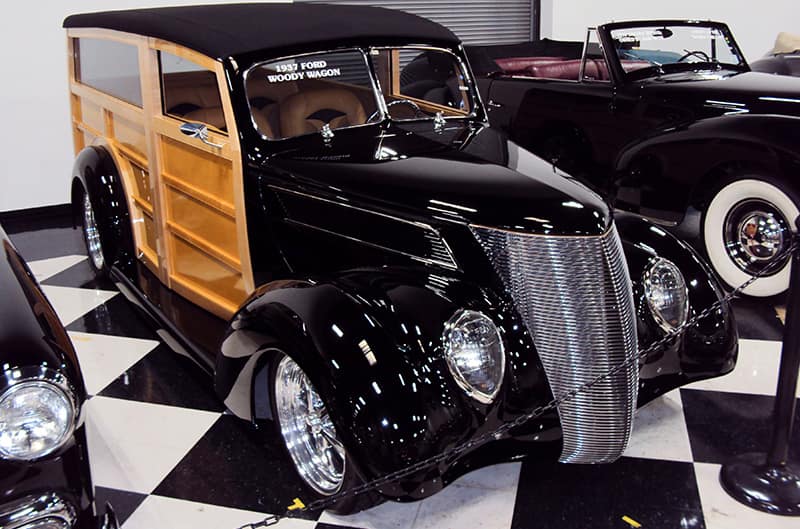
[468, 20, 800, 297]
[0, 225, 117, 528]
[64, 4, 736, 513]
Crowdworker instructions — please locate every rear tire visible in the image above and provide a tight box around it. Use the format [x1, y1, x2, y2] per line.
[80, 189, 107, 274]
[702, 178, 798, 297]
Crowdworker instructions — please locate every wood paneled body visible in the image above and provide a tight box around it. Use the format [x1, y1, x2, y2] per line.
[67, 29, 253, 320]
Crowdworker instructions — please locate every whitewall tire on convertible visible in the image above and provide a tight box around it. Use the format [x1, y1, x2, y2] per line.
[703, 179, 798, 297]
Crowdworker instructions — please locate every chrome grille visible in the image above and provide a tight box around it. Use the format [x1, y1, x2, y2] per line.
[473, 225, 638, 464]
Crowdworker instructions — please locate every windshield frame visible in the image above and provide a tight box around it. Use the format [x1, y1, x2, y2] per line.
[597, 20, 749, 83]
[242, 44, 481, 142]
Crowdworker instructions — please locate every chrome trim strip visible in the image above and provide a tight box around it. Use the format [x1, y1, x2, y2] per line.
[0, 493, 77, 529]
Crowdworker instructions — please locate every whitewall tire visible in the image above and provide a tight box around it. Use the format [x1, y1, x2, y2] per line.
[703, 179, 798, 297]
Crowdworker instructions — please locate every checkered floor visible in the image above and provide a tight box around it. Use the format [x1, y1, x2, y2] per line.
[8, 223, 800, 529]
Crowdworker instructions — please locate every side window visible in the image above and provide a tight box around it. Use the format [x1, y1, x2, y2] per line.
[74, 38, 142, 106]
[159, 51, 226, 133]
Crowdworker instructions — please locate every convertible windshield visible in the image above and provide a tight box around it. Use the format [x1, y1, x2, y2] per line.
[245, 47, 474, 140]
[608, 24, 745, 78]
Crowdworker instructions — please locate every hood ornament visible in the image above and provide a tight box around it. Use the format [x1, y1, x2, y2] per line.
[434, 111, 446, 134]
[321, 123, 335, 146]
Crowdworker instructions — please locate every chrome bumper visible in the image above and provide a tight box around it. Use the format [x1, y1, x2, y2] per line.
[0, 492, 118, 529]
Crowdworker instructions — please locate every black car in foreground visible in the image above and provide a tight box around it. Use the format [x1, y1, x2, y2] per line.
[0, 225, 117, 529]
[468, 20, 800, 298]
[64, 4, 736, 513]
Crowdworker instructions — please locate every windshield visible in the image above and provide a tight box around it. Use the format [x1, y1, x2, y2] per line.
[369, 47, 474, 120]
[608, 24, 745, 79]
[244, 47, 475, 140]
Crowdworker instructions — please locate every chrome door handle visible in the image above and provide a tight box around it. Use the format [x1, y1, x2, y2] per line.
[179, 122, 223, 149]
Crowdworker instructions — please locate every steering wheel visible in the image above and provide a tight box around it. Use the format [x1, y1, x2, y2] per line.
[678, 50, 711, 62]
[368, 99, 426, 122]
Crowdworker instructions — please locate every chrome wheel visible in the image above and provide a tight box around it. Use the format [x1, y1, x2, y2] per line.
[82, 193, 105, 270]
[723, 199, 790, 276]
[274, 355, 345, 495]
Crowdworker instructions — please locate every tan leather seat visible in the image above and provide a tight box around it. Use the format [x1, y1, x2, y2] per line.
[245, 75, 300, 139]
[279, 88, 366, 138]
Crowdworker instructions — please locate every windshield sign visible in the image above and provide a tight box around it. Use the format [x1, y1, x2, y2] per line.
[609, 25, 744, 78]
[245, 47, 474, 140]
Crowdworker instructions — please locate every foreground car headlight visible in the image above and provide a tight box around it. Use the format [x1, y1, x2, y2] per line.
[0, 380, 75, 460]
[443, 309, 505, 403]
[643, 258, 690, 332]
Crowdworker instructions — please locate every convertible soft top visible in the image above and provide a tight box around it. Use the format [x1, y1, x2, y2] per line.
[63, 3, 460, 59]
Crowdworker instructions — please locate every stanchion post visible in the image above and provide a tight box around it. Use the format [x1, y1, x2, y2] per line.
[719, 216, 800, 515]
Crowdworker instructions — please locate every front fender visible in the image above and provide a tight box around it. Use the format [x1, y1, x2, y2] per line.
[616, 212, 738, 402]
[215, 268, 552, 495]
[70, 146, 135, 278]
[614, 114, 800, 220]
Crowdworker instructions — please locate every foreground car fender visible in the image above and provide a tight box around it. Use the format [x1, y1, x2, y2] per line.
[616, 212, 738, 400]
[215, 269, 551, 497]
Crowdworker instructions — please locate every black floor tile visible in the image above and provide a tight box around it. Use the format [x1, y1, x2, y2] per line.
[731, 298, 784, 341]
[94, 486, 147, 526]
[510, 456, 704, 529]
[681, 388, 800, 465]
[66, 294, 158, 340]
[42, 258, 116, 290]
[8, 226, 85, 262]
[153, 415, 321, 520]
[98, 343, 224, 412]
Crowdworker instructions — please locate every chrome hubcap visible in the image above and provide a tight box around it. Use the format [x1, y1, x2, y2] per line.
[275, 355, 345, 495]
[82, 193, 104, 270]
[724, 200, 790, 276]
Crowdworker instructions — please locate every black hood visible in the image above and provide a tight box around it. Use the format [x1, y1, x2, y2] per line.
[255, 122, 611, 236]
[640, 70, 800, 117]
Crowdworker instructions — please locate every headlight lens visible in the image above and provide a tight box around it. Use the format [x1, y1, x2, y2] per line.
[0, 380, 75, 460]
[643, 258, 690, 332]
[443, 309, 505, 403]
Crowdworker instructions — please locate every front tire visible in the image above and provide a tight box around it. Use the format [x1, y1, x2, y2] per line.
[703, 178, 798, 297]
[271, 352, 369, 514]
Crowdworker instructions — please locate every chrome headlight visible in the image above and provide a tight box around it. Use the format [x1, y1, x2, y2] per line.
[0, 377, 76, 460]
[443, 309, 505, 404]
[643, 258, 689, 332]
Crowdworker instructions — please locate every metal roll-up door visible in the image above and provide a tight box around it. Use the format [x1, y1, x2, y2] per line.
[299, 0, 534, 44]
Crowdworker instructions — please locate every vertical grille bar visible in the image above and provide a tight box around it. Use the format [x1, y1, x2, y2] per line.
[473, 225, 638, 463]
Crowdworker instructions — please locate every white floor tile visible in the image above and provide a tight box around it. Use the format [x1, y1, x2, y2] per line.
[686, 339, 798, 397]
[449, 462, 521, 491]
[694, 462, 800, 529]
[412, 484, 517, 529]
[68, 331, 158, 395]
[624, 390, 693, 462]
[319, 499, 420, 529]
[85, 396, 220, 494]
[122, 495, 316, 529]
[41, 284, 117, 326]
[27, 255, 87, 282]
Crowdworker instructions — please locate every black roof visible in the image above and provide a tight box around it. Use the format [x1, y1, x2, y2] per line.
[63, 3, 460, 59]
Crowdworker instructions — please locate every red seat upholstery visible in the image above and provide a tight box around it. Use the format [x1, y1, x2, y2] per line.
[495, 56, 566, 74]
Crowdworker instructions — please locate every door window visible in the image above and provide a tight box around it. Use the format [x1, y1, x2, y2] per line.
[160, 51, 226, 132]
